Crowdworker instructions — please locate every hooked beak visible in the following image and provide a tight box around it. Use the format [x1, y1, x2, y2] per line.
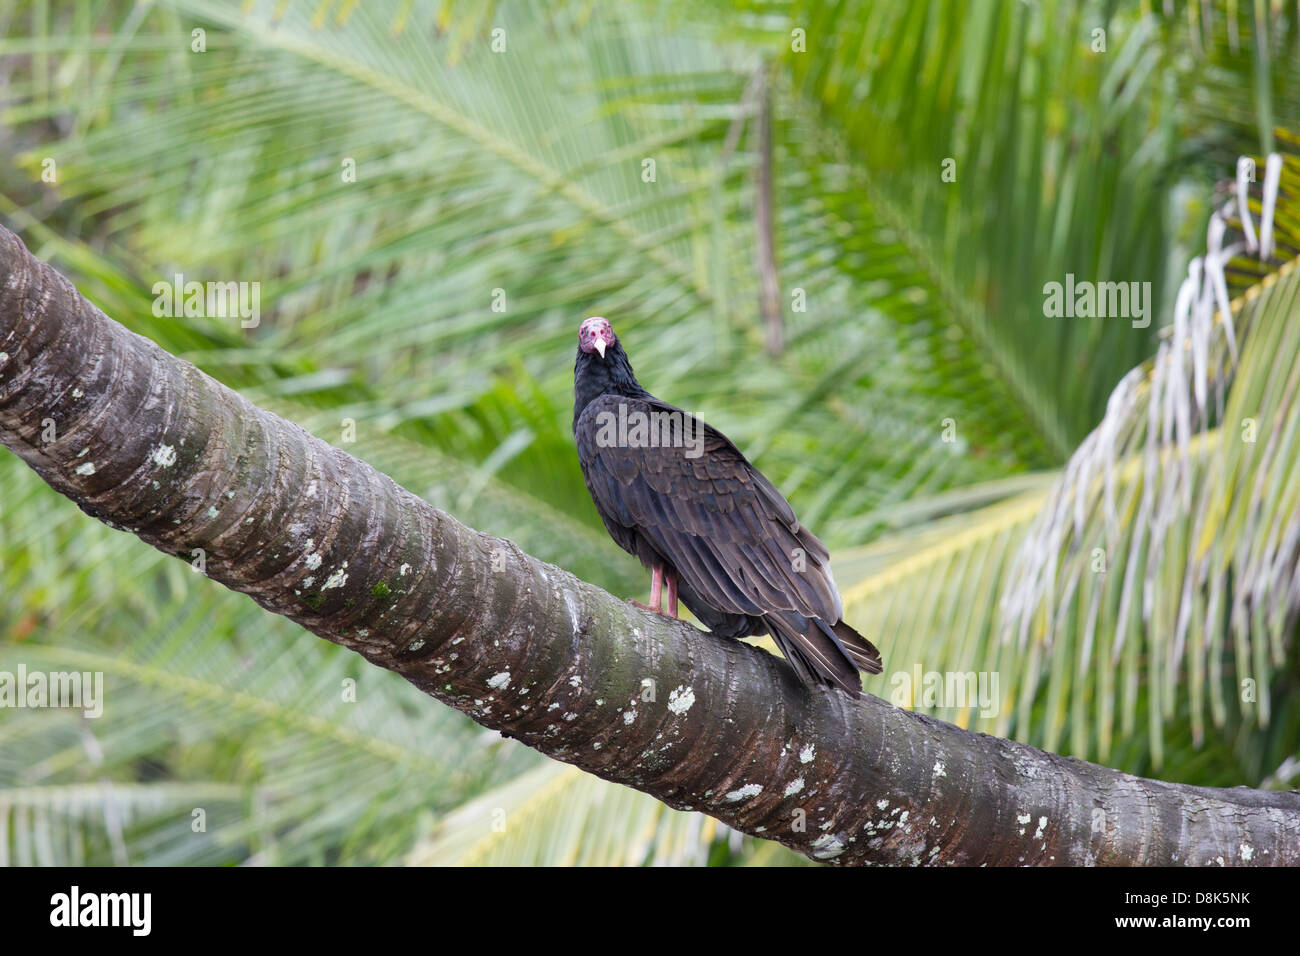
[594, 338, 607, 359]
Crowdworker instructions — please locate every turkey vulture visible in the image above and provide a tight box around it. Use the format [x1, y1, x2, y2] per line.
[573, 316, 882, 696]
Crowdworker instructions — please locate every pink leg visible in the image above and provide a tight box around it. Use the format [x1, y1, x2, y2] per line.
[648, 564, 663, 612]
[631, 565, 675, 617]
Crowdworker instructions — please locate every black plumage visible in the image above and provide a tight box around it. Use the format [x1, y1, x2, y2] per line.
[572, 316, 882, 696]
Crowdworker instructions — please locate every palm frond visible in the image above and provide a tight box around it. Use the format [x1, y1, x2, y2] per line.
[4, 0, 1300, 867]
[840, 149, 1300, 775]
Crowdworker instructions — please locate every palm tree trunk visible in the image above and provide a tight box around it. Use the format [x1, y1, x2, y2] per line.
[1, 224, 1296, 866]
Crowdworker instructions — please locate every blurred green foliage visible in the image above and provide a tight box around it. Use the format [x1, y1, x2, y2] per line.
[0, 0, 1297, 865]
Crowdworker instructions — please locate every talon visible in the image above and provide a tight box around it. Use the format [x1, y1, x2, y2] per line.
[629, 598, 677, 620]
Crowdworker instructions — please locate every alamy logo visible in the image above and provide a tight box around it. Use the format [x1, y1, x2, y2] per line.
[50, 886, 151, 936]
[1042, 273, 1152, 328]
[153, 273, 260, 328]
[594, 402, 705, 459]
[0, 666, 103, 718]
[889, 664, 1000, 719]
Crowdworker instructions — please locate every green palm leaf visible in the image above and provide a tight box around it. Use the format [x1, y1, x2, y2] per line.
[3, 0, 1299, 867]
[839, 149, 1300, 777]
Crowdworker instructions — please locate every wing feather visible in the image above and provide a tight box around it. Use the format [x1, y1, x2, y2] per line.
[576, 394, 841, 622]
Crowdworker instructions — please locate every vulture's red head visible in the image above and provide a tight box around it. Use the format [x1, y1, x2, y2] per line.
[578, 316, 616, 359]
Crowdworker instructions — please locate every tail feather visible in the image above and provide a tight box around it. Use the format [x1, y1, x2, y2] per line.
[766, 612, 881, 697]
[831, 619, 883, 675]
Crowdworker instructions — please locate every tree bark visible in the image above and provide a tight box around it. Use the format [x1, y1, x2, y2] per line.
[1, 223, 1297, 866]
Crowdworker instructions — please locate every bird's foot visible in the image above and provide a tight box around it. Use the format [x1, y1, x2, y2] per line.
[628, 599, 677, 620]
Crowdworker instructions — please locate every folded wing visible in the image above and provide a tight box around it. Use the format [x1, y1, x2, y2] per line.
[576, 394, 845, 624]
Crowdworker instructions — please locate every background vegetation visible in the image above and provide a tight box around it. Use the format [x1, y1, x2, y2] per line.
[1, 0, 1297, 865]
